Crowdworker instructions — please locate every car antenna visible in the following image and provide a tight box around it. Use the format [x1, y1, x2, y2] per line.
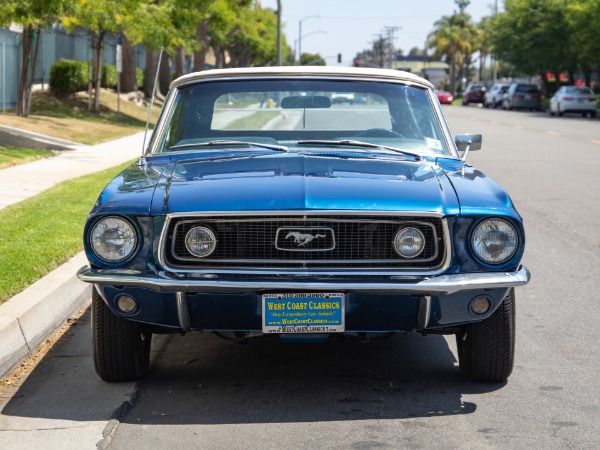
[139, 47, 164, 167]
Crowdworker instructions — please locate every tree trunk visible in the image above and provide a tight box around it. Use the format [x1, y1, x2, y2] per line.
[158, 53, 170, 97]
[17, 25, 33, 117]
[540, 72, 550, 96]
[25, 26, 42, 117]
[143, 49, 158, 98]
[584, 67, 592, 87]
[93, 32, 105, 113]
[88, 32, 95, 112]
[174, 47, 185, 79]
[214, 45, 225, 69]
[193, 20, 208, 72]
[449, 54, 456, 96]
[120, 33, 137, 93]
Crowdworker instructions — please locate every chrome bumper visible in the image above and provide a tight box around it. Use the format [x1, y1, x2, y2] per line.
[77, 265, 530, 295]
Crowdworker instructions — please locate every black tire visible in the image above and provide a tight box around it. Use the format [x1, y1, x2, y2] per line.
[92, 287, 151, 382]
[592, 111, 597, 118]
[456, 288, 515, 382]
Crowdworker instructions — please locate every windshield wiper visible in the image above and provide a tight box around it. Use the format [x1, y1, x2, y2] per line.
[169, 140, 288, 152]
[296, 139, 422, 161]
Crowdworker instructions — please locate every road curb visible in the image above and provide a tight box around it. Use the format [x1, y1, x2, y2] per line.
[0, 252, 91, 378]
[0, 124, 84, 151]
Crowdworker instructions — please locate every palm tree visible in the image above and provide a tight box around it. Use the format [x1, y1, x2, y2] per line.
[429, 13, 478, 94]
[429, 16, 461, 94]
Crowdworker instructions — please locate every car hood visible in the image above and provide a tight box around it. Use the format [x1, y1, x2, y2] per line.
[148, 153, 460, 215]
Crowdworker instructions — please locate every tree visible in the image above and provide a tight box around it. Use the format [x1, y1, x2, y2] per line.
[476, 17, 492, 82]
[62, 0, 144, 112]
[204, 0, 288, 69]
[491, 0, 576, 94]
[428, 15, 468, 94]
[300, 53, 325, 66]
[566, 0, 600, 86]
[0, 0, 71, 117]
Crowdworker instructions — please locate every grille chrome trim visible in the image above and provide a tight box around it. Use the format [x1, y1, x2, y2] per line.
[158, 211, 451, 276]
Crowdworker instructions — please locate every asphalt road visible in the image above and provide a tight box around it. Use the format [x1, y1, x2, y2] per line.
[1, 105, 599, 449]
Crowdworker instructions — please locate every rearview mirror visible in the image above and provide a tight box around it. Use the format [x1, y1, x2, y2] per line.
[455, 134, 482, 152]
[280, 95, 332, 109]
[455, 133, 482, 162]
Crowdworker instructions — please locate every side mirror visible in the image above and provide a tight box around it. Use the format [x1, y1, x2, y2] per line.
[455, 133, 482, 161]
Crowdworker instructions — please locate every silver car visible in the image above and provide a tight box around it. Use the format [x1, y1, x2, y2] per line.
[484, 83, 509, 108]
[549, 86, 597, 118]
[502, 83, 542, 111]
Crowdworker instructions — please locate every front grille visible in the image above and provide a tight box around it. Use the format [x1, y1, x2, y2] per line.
[161, 214, 447, 272]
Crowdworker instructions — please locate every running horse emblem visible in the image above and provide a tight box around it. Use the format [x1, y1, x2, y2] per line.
[285, 231, 326, 247]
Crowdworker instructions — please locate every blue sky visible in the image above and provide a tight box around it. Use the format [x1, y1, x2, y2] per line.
[260, 0, 499, 66]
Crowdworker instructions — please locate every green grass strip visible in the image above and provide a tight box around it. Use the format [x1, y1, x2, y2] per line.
[224, 110, 281, 130]
[0, 145, 55, 169]
[0, 161, 132, 304]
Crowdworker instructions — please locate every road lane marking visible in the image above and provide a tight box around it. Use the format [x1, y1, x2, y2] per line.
[513, 125, 524, 129]
[545, 131, 560, 136]
[592, 140, 600, 145]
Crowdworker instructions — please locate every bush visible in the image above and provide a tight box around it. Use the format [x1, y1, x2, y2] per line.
[102, 64, 118, 89]
[50, 59, 144, 94]
[49, 59, 88, 94]
[102, 65, 143, 90]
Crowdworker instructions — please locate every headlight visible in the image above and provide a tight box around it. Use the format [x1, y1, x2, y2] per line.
[90, 216, 138, 263]
[185, 226, 217, 257]
[393, 227, 425, 258]
[471, 218, 518, 264]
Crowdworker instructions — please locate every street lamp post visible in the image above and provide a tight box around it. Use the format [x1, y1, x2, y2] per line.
[298, 15, 319, 65]
[295, 31, 327, 65]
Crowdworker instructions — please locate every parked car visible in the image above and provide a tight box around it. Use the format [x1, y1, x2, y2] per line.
[77, 66, 530, 383]
[484, 83, 509, 108]
[436, 90, 454, 104]
[331, 92, 355, 104]
[549, 86, 597, 118]
[462, 83, 486, 105]
[502, 83, 542, 111]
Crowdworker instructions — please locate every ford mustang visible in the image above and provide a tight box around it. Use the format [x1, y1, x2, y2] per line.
[77, 66, 530, 383]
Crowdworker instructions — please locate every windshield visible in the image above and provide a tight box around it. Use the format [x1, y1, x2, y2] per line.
[152, 79, 450, 156]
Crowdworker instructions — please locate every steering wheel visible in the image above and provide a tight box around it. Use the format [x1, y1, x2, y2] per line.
[354, 128, 405, 138]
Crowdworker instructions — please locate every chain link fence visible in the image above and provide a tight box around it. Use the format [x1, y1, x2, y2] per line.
[0, 25, 146, 112]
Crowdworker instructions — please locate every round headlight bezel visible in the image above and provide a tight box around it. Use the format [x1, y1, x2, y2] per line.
[90, 216, 139, 264]
[393, 226, 426, 259]
[185, 225, 217, 258]
[470, 218, 519, 265]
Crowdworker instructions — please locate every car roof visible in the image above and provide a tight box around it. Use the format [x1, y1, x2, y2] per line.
[170, 66, 435, 90]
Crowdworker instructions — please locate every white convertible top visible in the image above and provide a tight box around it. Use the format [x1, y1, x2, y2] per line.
[170, 66, 434, 90]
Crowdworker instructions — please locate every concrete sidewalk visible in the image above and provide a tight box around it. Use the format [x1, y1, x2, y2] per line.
[0, 131, 145, 378]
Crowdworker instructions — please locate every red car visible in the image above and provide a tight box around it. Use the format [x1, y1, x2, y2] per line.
[436, 90, 454, 104]
[462, 83, 486, 105]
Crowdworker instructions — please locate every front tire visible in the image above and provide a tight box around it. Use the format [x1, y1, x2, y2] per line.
[92, 287, 151, 382]
[456, 288, 515, 382]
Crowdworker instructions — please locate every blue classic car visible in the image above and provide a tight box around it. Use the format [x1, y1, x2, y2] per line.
[77, 67, 530, 383]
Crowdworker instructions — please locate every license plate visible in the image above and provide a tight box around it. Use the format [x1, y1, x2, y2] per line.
[262, 293, 345, 333]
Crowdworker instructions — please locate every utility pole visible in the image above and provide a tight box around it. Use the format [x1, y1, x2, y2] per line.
[492, 0, 498, 82]
[276, 0, 282, 65]
[383, 26, 401, 69]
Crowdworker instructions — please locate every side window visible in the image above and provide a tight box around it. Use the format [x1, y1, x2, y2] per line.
[156, 87, 215, 151]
